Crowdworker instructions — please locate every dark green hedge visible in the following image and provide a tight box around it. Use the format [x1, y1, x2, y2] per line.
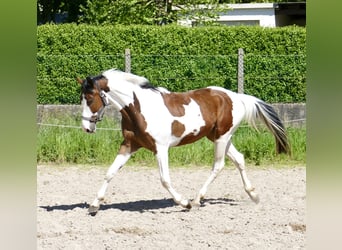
[37, 24, 306, 104]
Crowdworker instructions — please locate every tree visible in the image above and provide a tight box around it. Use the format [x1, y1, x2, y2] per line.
[79, 0, 226, 26]
[37, 0, 87, 24]
[219, 0, 305, 2]
[37, 0, 306, 25]
[37, 0, 63, 24]
[79, 0, 159, 25]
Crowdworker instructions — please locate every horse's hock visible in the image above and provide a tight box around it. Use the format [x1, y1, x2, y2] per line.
[36, 103, 305, 127]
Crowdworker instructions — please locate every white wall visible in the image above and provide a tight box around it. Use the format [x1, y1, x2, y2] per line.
[218, 3, 276, 27]
[177, 3, 276, 28]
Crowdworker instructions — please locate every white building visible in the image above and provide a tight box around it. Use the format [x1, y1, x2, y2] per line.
[218, 3, 276, 27]
[177, 2, 306, 28]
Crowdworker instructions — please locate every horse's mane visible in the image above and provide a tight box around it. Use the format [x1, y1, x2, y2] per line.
[102, 68, 159, 91]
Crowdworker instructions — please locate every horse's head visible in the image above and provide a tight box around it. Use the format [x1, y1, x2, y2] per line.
[77, 75, 109, 133]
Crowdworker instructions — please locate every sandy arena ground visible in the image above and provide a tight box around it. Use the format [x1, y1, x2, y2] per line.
[37, 165, 306, 249]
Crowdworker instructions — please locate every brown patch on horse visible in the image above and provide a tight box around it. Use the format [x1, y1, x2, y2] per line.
[78, 75, 110, 113]
[161, 92, 191, 117]
[120, 92, 157, 154]
[96, 77, 110, 92]
[83, 90, 103, 114]
[162, 88, 234, 146]
[171, 120, 185, 137]
[202, 89, 233, 141]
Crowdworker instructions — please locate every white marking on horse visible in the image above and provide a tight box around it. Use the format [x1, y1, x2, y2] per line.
[168, 99, 205, 145]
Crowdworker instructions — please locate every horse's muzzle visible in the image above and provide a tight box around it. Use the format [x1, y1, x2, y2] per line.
[83, 127, 95, 133]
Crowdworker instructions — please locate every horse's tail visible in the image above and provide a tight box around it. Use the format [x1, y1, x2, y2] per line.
[239, 94, 291, 155]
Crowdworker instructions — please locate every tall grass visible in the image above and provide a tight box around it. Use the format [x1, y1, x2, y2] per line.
[37, 117, 305, 167]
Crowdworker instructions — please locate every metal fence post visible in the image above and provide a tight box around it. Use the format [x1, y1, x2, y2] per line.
[238, 48, 244, 94]
[125, 48, 131, 73]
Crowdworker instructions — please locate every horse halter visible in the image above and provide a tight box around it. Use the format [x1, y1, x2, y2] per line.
[82, 80, 109, 123]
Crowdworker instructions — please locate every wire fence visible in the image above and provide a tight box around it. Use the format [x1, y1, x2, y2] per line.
[37, 118, 306, 131]
[37, 123, 121, 131]
[36, 101, 306, 131]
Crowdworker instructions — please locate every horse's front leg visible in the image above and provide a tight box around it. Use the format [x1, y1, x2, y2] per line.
[156, 145, 192, 209]
[88, 145, 132, 215]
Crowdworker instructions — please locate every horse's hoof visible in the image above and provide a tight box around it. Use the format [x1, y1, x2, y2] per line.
[88, 205, 99, 216]
[185, 202, 192, 210]
[180, 200, 192, 209]
[252, 194, 260, 204]
[248, 192, 260, 204]
[190, 200, 201, 208]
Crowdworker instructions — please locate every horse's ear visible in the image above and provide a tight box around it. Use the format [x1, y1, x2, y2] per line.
[76, 77, 83, 85]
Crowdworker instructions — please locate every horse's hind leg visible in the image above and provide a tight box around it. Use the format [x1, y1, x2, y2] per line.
[88, 145, 132, 215]
[192, 139, 228, 206]
[227, 143, 260, 203]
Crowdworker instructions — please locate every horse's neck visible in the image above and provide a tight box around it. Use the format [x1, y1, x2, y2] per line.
[103, 70, 160, 111]
[107, 82, 140, 110]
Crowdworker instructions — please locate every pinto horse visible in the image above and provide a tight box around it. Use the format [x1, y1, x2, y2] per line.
[77, 68, 290, 215]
